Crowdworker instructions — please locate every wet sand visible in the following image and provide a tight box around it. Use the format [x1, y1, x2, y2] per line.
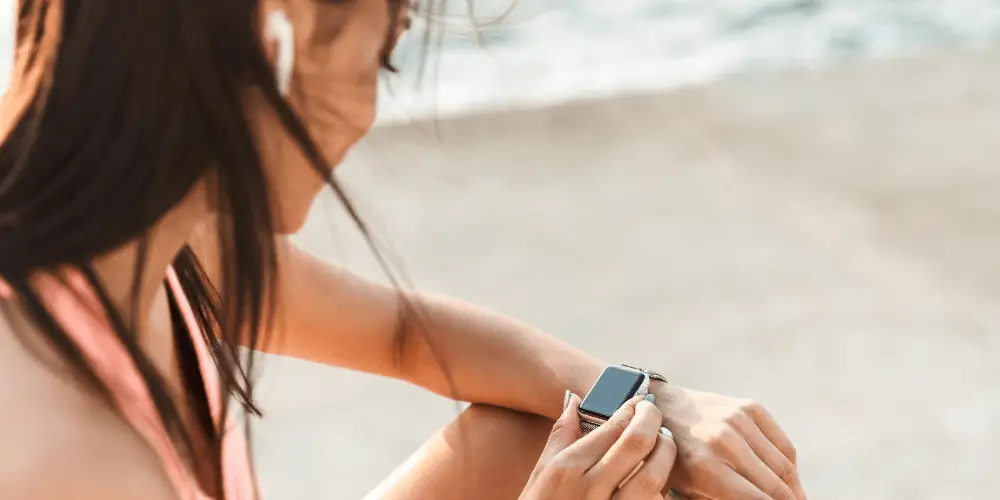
[254, 48, 1000, 499]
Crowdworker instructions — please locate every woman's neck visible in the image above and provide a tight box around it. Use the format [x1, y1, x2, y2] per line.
[90, 188, 211, 333]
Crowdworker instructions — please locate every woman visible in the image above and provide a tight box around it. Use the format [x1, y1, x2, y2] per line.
[0, 1, 807, 499]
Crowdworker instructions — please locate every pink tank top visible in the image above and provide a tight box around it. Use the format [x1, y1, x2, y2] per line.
[10, 268, 257, 499]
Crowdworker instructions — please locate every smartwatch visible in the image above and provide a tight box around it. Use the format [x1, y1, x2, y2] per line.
[578, 364, 668, 434]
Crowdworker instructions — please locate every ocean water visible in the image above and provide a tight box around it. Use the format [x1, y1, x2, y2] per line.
[381, 0, 1000, 122]
[0, 2, 11, 93]
[3, 1, 1000, 122]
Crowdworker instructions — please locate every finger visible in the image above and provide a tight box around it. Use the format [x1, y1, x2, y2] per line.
[745, 402, 797, 465]
[727, 435, 796, 500]
[536, 391, 584, 467]
[701, 464, 771, 500]
[587, 399, 664, 495]
[736, 421, 806, 500]
[611, 490, 665, 500]
[559, 395, 645, 467]
[617, 431, 677, 498]
[612, 491, 665, 500]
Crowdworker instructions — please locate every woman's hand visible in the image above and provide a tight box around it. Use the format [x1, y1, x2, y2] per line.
[652, 385, 807, 500]
[522, 393, 678, 500]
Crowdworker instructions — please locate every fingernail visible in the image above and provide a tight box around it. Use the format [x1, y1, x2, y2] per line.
[644, 393, 656, 404]
[563, 390, 572, 410]
[659, 426, 673, 439]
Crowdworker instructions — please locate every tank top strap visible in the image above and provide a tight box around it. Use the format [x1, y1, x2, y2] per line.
[164, 268, 222, 422]
[164, 267, 257, 499]
[27, 269, 208, 498]
[0, 267, 256, 498]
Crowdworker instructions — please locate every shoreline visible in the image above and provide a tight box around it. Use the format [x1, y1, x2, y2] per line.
[371, 46, 997, 127]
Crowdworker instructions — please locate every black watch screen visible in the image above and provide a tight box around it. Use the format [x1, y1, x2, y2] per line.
[579, 366, 645, 420]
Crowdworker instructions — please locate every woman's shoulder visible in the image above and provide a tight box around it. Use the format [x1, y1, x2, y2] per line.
[0, 317, 178, 499]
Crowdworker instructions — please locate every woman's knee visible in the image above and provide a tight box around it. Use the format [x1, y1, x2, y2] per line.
[445, 404, 552, 457]
[365, 405, 554, 500]
[462, 404, 552, 439]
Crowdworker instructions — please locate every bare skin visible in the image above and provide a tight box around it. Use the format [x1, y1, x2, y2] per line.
[363, 405, 554, 500]
[0, 0, 807, 499]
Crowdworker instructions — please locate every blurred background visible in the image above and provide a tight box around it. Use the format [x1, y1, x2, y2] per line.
[4, 1, 1000, 499]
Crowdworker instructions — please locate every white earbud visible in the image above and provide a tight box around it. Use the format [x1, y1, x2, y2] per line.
[264, 10, 295, 97]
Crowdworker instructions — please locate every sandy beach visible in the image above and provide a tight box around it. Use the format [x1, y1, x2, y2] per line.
[253, 48, 1000, 499]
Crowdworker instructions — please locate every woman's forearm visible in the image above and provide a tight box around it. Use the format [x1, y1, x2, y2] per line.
[399, 292, 604, 420]
[240, 241, 602, 419]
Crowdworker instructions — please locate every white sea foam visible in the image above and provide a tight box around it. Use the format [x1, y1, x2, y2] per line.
[377, 0, 1000, 123]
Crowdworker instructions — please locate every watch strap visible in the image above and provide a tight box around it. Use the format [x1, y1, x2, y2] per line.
[580, 420, 600, 435]
[621, 364, 668, 384]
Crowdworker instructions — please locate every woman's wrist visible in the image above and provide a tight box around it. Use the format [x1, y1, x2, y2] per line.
[650, 380, 688, 431]
[650, 379, 671, 396]
[548, 356, 604, 419]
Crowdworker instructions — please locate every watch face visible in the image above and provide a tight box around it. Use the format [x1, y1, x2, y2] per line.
[579, 366, 645, 420]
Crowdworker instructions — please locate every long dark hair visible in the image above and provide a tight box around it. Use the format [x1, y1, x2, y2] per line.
[0, 0, 435, 498]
